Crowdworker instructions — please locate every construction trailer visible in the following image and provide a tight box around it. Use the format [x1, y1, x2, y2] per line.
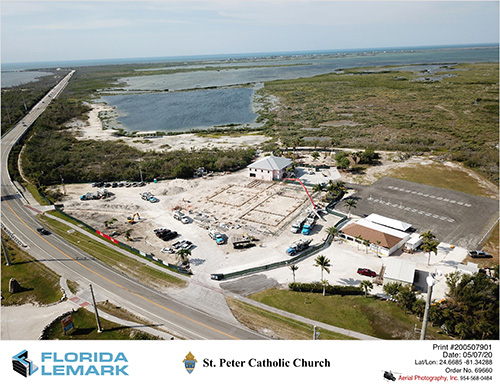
[404, 233, 423, 253]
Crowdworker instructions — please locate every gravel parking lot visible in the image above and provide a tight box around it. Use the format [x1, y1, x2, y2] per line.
[343, 177, 499, 249]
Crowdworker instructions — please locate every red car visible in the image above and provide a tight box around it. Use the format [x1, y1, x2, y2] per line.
[357, 268, 377, 277]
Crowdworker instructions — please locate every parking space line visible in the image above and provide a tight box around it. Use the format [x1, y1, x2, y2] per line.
[366, 196, 455, 222]
[385, 185, 471, 208]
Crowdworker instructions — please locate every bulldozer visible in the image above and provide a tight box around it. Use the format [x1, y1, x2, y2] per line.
[127, 213, 141, 224]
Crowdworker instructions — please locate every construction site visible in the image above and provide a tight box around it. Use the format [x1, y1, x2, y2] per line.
[49, 153, 497, 305]
[57, 167, 343, 279]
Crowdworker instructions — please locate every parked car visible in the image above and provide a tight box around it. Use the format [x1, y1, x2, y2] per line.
[468, 250, 492, 259]
[36, 227, 51, 235]
[161, 247, 174, 254]
[161, 231, 178, 241]
[357, 268, 377, 277]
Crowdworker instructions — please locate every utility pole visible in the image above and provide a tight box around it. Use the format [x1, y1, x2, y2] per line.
[420, 275, 435, 340]
[313, 325, 320, 340]
[89, 284, 103, 333]
[1, 237, 12, 266]
[139, 165, 143, 183]
[60, 174, 66, 195]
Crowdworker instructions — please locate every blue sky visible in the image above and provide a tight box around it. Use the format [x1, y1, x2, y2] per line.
[1, 1, 499, 64]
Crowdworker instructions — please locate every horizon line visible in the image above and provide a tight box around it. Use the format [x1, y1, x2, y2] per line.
[3, 42, 499, 68]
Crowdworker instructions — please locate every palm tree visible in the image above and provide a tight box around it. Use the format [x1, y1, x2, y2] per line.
[363, 238, 370, 254]
[422, 239, 439, 266]
[343, 198, 357, 218]
[325, 226, 339, 242]
[320, 279, 329, 296]
[289, 264, 298, 282]
[355, 234, 362, 250]
[176, 248, 191, 266]
[124, 228, 133, 241]
[359, 280, 373, 297]
[314, 255, 331, 282]
[375, 240, 382, 257]
[312, 183, 324, 193]
[420, 230, 436, 241]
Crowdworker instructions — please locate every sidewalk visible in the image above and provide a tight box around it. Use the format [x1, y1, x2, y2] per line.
[0, 278, 175, 340]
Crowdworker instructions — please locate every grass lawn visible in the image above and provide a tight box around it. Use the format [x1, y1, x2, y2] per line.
[386, 162, 498, 198]
[25, 183, 51, 205]
[37, 215, 186, 290]
[249, 288, 447, 340]
[226, 297, 356, 340]
[41, 307, 161, 340]
[1, 234, 62, 306]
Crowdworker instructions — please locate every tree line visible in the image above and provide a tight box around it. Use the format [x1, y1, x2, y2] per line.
[17, 97, 256, 187]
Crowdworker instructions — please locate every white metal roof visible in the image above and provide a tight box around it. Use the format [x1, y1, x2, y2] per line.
[405, 233, 423, 246]
[384, 259, 416, 284]
[247, 156, 293, 171]
[365, 213, 412, 232]
[356, 218, 409, 239]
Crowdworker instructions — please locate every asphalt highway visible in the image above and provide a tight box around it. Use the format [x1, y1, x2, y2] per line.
[1, 71, 266, 340]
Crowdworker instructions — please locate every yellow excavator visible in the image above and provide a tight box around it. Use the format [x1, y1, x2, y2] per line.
[127, 213, 141, 224]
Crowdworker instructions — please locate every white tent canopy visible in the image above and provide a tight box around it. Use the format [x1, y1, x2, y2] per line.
[365, 213, 412, 232]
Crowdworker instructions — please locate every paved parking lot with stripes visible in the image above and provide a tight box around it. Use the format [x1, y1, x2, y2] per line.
[346, 177, 498, 249]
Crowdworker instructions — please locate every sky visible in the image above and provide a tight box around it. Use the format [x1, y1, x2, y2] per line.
[1, 0, 499, 64]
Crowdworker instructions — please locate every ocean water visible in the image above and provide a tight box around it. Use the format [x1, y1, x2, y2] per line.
[117, 46, 499, 92]
[101, 45, 498, 133]
[1, 70, 54, 88]
[2, 45, 498, 132]
[101, 87, 258, 132]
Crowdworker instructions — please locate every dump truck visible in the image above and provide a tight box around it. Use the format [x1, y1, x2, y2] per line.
[80, 192, 98, 200]
[97, 188, 109, 198]
[208, 229, 225, 245]
[291, 217, 306, 233]
[301, 216, 316, 235]
[286, 239, 312, 256]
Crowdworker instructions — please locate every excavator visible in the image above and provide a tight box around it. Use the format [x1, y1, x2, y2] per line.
[127, 213, 141, 224]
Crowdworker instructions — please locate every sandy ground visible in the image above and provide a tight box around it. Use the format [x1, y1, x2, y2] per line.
[56, 165, 471, 302]
[56, 102, 494, 301]
[59, 168, 326, 268]
[65, 103, 270, 152]
[1, 302, 75, 340]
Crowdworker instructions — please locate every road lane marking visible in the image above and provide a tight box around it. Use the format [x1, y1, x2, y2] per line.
[3, 200, 240, 340]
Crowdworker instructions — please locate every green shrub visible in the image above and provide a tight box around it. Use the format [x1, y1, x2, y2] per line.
[289, 282, 364, 296]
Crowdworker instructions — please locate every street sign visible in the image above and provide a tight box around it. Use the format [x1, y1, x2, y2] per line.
[61, 315, 75, 335]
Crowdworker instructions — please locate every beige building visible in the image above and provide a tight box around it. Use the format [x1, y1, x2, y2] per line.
[247, 156, 293, 181]
[340, 218, 411, 256]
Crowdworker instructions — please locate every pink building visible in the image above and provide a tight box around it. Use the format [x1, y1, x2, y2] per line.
[247, 156, 293, 181]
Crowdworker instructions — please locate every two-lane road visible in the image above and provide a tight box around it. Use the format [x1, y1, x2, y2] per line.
[1, 70, 266, 340]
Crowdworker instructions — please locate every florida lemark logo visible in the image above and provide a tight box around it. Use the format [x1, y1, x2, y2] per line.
[12, 350, 38, 377]
[183, 352, 197, 374]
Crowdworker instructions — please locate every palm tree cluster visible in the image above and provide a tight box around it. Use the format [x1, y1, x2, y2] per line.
[312, 180, 346, 203]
